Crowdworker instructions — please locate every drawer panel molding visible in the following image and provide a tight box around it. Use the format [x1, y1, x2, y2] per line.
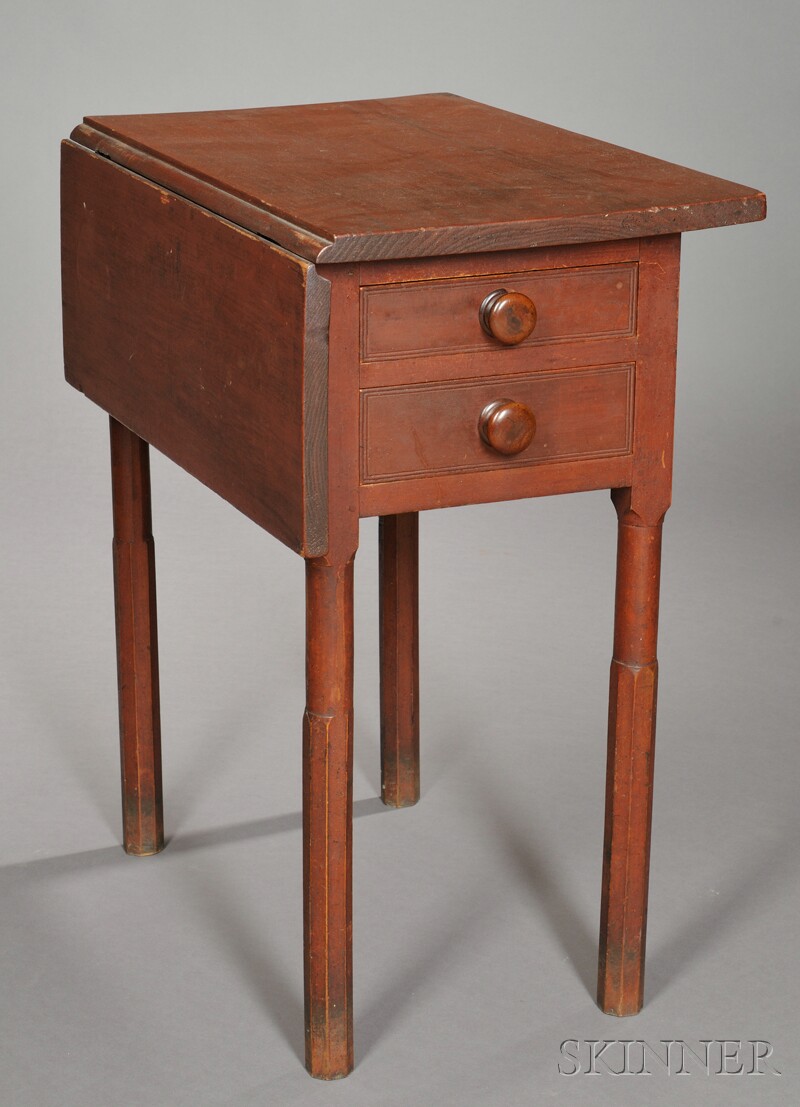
[361, 263, 638, 362]
[361, 363, 634, 483]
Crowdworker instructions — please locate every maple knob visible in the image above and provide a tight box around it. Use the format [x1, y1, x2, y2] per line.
[478, 399, 537, 456]
[479, 289, 537, 345]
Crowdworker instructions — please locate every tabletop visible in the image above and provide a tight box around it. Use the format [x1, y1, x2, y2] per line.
[72, 93, 765, 262]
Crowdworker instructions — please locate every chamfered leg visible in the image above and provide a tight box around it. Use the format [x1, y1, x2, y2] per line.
[303, 554, 355, 1078]
[109, 417, 164, 857]
[379, 513, 420, 808]
[598, 490, 664, 1015]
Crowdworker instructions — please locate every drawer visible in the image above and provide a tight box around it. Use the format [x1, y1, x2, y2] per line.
[360, 262, 638, 362]
[360, 363, 634, 483]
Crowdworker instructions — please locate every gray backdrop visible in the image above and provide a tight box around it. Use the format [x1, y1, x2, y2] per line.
[1, 2, 797, 1105]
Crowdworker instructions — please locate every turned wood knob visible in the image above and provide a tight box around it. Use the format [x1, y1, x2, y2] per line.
[478, 399, 536, 456]
[479, 288, 537, 345]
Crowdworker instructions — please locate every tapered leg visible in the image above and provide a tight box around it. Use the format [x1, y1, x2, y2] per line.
[109, 417, 164, 857]
[598, 493, 664, 1015]
[379, 513, 420, 808]
[304, 555, 355, 1078]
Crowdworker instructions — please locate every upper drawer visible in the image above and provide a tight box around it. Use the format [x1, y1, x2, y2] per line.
[361, 261, 638, 362]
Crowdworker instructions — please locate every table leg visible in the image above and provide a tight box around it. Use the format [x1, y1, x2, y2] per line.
[598, 491, 664, 1015]
[109, 417, 164, 857]
[379, 513, 420, 808]
[304, 555, 355, 1078]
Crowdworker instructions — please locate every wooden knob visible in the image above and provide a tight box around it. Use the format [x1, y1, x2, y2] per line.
[478, 399, 536, 456]
[479, 289, 537, 345]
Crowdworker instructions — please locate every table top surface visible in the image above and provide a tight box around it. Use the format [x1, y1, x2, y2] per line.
[74, 93, 765, 263]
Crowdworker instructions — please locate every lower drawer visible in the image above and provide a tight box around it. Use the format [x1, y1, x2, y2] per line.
[360, 363, 634, 484]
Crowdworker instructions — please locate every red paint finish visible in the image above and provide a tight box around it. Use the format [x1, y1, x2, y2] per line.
[60, 95, 765, 1078]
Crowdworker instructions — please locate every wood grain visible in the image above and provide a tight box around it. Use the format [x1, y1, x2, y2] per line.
[60, 90, 765, 1078]
[479, 289, 538, 346]
[110, 418, 164, 856]
[304, 555, 355, 1078]
[379, 514, 420, 808]
[301, 265, 361, 1077]
[358, 241, 640, 390]
[72, 94, 765, 263]
[359, 452, 634, 518]
[61, 141, 330, 556]
[598, 493, 663, 1016]
[316, 264, 362, 563]
[479, 399, 537, 456]
[360, 364, 633, 483]
[361, 262, 637, 361]
[594, 240, 679, 1017]
[628, 235, 681, 526]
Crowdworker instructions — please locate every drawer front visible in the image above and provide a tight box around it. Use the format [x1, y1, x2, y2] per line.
[361, 363, 634, 483]
[361, 262, 638, 362]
